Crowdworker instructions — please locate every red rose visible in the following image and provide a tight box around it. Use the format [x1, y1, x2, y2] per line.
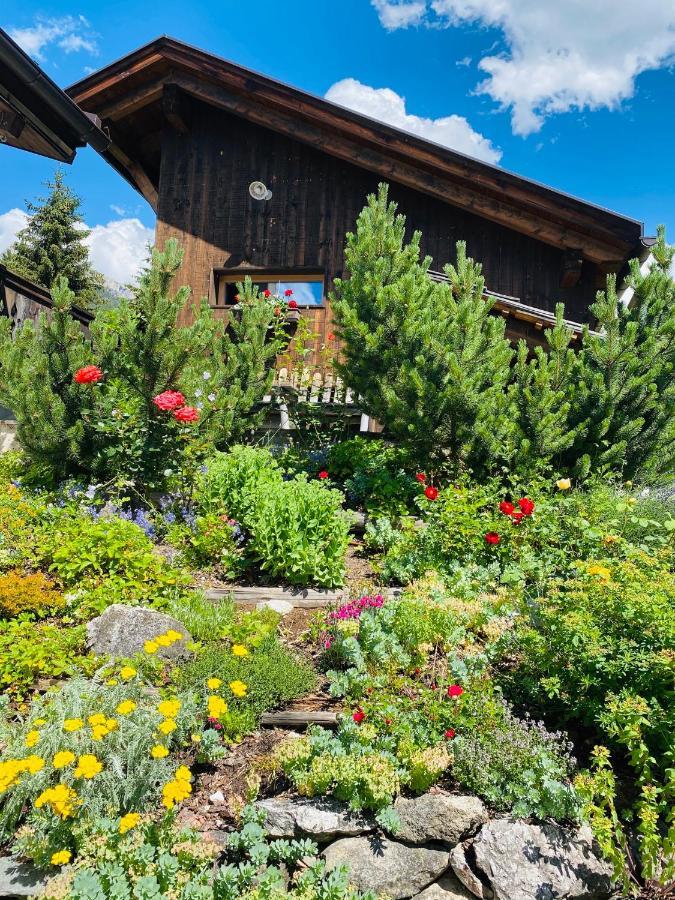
[499, 501, 515, 516]
[73, 365, 103, 384]
[153, 390, 186, 411]
[511, 511, 524, 524]
[447, 685, 464, 699]
[424, 485, 439, 501]
[318, 470, 329, 480]
[327, 332, 336, 341]
[353, 708, 365, 724]
[288, 299, 298, 310]
[415, 472, 427, 483]
[485, 532, 500, 545]
[173, 406, 200, 423]
[284, 289, 293, 297]
[518, 497, 535, 516]
[444, 728, 456, 740]
[263, 289, 271, 298]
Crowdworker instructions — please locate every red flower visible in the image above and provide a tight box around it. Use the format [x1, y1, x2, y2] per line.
[511, 511, 524, 524]
[485, 532, 500, 545]
[424, 485, 439, 501]
[263, 289, 271, 298]
[447, 685, 464, 699]
[73, 365, 103, 384]
[273, 306, 281, 316]
[327, 332, 336, 341]
[415, 472, 427, 483]
[444, 728, 456, 740]
[353, 708, 365, 724]
[288, 299, 298, 310]
[499, 500, 515, 516]
[318, 470, 329, 480]
[284, 289, 293, 297]
[173, 406, 200, 423]
[385, 718, 392, 726]
[234, 294, 240, 302]
[518, 497, 535, 516]
[153, 390, 186, 411]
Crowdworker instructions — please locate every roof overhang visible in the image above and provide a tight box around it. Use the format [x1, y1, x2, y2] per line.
[66, 36, 644, 267]
[0, 27, 110, 162]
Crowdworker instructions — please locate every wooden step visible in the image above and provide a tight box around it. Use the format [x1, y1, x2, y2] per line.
[260, 710, 338, 728]
[204, 586, 341, 608]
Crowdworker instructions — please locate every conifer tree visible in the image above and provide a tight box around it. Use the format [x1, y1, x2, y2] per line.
[0, 169, 104, 309]
[331, 184, 513, 473]
[563, 227, 675, 479]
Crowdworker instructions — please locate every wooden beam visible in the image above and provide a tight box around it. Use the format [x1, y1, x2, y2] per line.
[95, 75, 166, 121]
[260, 710, 338, 728]
[104, 126, 158, 210]
[162, 83, 191, 135]
[203, 586, 340, 608]
[560, 249, 583, 288]
[0, 101, 25, 139]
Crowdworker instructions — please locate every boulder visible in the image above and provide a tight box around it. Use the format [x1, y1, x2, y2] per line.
[256, 599, 294, 616]
[456, 820, 613, 900]
[412, 872, 476, 899]
[450, 844, 492, 899]
[256, 797, 374, 842]
[86, 604, 191, 660]
[394, 793, 488, 846]
[323, 835, 451, 899]
[0, 857, 51, 898]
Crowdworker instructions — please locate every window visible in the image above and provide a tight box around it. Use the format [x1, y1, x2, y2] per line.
[214, 272, 325, 308]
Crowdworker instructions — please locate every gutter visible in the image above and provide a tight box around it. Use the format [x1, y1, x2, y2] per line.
[0, 27, 110, 154]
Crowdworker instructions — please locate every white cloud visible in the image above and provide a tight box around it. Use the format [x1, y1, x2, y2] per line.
[372, 0, 675, 135]
[372, 0, 427, 29]
[0, 208, 28, 254]
[8, 15, 98, 61]
[0, 208, 153, 286]
[325, 77, 501, 164]
[84, 219, 154, 286]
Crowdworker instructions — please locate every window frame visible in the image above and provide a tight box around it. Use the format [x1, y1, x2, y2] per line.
[213, 269, 326, 309]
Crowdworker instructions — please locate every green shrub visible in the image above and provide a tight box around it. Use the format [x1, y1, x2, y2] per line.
[166, 592, 237, 643]
[247, 476, 349, 586]
[0, 571, 64, 619]
[0, 621, 93, 697]
[200, 446, 282, 522]
[328, 437, 417, 516]
[167, 513, 245, 576]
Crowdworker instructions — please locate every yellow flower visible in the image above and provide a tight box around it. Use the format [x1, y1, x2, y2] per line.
[22, 755, 45, 775]
[190, 733, 202, 744]
[90, 725, 108, 742]
[161, 777, 192, 809]
[207, 695, 228, 720]
[588, 564, 612, 582]
[155, 634, 173, 647]
[33, 718, 47, 727]
[626, 497, 637, 506]
[105, 718, 118, 732]
[25, 731, 40, 748]
[0, 760, 24, 793]
[556, 478, 571, 491]
[158, 719, 176, 735]
[35, 784, 79, 819]
[116, 700, 136, 715]
[105, 679, 119, 687]
[120, 666, 137, 681]
[50, 850, 71, 866]
[603, 534, 618, 546]
[165, 630, 183, 642]
[88, 714, 106, 726]
[151, 744, 169, 759]
[53, 751, 76, 770]
[144, 640, 159, 655]
[119, 812, 141, 834]
[175, 765, 192, 783]
[206, 678, 222, 690]
[231, 644, 248, 657]
[158, 699, 181, 719]
[229, 680, 248, 698]
[74, 754, 103, 779]
[63, 719, 83, 732]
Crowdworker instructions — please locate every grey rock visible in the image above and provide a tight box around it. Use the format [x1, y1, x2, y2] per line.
[412, 872, 476, 899]
[0, 856, 51, 898]
[472, 820, 614, 900]
[209, 790, 225, 805]
[256, 797, 374, 842]
[450, 843, 492, 899]
[86, 604, 192, 660]
[394, 793, 488, 846]
[323, 836, 451, 899]
[256, 599, 294, 616]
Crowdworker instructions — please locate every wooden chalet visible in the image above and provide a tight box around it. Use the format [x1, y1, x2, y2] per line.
[66, 37, 647, 366]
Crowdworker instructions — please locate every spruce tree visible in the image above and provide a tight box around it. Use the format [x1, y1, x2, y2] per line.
[563, 227, 675, 480]
[0, 169, 104, 310]
[331, 184, 513, 473]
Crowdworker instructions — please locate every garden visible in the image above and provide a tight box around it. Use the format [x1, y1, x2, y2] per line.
[0, 186, 672, 899]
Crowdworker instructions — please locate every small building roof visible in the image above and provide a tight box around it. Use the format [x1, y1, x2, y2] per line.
[0, 27, 109, 162]
[66, 36, 644, 268]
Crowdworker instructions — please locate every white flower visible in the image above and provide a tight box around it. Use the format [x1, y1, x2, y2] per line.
[195, 389, 203, 398]
[202, 372, 211, 380]
[208, 393, 216, 402]
[163, 469, 173, 477]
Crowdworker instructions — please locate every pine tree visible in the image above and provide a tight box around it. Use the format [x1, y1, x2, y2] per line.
[509, 304, 582, 474]
[563, 227, 675, 480]
[0, 169, 104, 310]
[331, 184, 513, 473]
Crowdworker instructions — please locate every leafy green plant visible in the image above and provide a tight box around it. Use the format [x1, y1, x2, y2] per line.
[327, 437, 418, 516]
[0, 621, 93, 697]
[168, 513, 245, 576]
[199, 446, 282, 522]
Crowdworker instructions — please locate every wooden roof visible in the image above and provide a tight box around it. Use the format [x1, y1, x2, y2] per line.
[0, 27, 109, 162]
[67, 36, 643, 267]
[0, 264, 93, 325]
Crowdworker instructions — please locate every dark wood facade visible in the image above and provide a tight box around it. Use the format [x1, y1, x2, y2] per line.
[66, 37, 646, 356]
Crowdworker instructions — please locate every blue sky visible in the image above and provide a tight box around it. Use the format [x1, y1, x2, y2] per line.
[1, 0, 674, 284]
